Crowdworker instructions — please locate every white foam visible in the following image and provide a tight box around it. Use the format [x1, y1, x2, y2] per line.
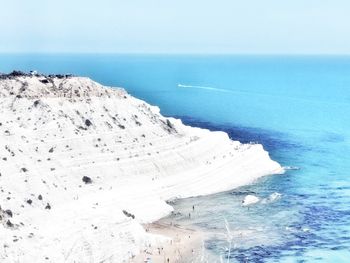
[283, 166, 300, 170]
[268, 192, 282, 202]
[260, 192, 282, 204]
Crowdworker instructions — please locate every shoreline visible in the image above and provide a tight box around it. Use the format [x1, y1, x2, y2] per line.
[132, 221, 209, 263]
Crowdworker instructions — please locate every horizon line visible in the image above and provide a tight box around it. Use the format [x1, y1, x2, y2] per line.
[2, 52, 350, 56]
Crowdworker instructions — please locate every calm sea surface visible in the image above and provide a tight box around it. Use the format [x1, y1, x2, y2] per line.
[1, 54, 350, 262]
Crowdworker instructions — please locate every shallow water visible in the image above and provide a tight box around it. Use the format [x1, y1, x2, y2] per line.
[161, 120, 350, 262]
[1, 54, 350, 262]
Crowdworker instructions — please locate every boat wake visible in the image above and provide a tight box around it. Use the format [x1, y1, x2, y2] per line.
[177, 84, 231, 93]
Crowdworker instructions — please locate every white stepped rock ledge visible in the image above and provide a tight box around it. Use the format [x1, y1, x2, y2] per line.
[0, 72, 283, 262]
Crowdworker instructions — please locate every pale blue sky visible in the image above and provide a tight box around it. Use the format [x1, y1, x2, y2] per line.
[1, 0, 350, 54]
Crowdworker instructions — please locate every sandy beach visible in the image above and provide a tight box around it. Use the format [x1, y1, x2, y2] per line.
[132, 222, 208, 263]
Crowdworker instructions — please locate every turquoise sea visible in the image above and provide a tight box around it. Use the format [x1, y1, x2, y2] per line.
[1, 54, 350, 262]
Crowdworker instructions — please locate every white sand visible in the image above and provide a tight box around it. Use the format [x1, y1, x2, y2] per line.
[132, 222, 207, 263]
[0, 75, 283, 262]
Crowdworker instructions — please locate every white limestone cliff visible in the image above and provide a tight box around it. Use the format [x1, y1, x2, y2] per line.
[0, 73, 283, 262]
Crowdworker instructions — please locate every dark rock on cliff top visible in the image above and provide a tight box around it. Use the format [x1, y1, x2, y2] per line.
[0, 71, 74, 80]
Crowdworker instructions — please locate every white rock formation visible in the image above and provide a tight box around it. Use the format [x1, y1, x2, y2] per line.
[0, 73, 283, 262]
[242, 195, 260, 206]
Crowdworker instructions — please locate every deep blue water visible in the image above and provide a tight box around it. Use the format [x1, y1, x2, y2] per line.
[1, 54, 350, 262]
